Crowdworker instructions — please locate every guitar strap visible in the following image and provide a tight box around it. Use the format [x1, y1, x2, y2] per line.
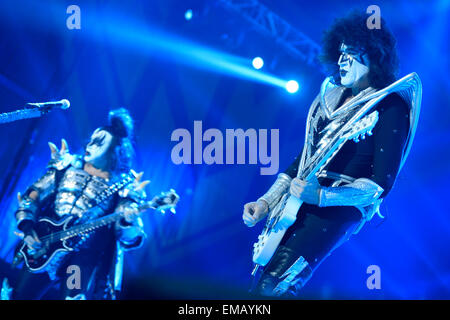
[90, 172, 133, 208]
[75, 172, 134, 225]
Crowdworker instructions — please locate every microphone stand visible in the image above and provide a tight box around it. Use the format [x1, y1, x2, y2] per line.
[0, 104, 58, 124]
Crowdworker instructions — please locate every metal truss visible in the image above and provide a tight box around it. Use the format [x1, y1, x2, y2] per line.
[216, 0, 321, 67]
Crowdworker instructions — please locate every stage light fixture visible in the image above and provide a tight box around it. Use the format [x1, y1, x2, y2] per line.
[185, 9, 193, 21]
[285, 80, 299, 93]
[252, 57, 264, 69]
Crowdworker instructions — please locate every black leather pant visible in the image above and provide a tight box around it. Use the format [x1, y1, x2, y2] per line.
[12, 230, 116, 300]
[255, 204, 361, 297]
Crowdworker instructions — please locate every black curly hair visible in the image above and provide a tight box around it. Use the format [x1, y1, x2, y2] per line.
[320, 9, 399, 89]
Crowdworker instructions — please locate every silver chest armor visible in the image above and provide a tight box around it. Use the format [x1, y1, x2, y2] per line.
[55, 166, 115, 218]
[259, 73, 422, 233]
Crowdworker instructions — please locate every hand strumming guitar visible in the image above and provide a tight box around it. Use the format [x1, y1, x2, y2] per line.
[242, 199, 269, 227]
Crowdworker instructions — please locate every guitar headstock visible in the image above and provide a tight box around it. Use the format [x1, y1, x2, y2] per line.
[150, 189, 180, 215]
[342, 110, 379, 143]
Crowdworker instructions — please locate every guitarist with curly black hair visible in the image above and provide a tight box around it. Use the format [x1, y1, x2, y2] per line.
[243, 10, 422, 297]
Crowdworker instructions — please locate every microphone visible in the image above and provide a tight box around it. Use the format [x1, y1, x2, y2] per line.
[0, 99, 71, 124]
[27, 99, 70, 110]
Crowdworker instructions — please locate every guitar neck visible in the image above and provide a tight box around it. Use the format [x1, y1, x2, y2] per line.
[57, 200, 156, 242]
[300, 101, 379, 180]
[58, 212, 122, 242]
[300, 116, 361, 180]
[300, 135, 344, 180]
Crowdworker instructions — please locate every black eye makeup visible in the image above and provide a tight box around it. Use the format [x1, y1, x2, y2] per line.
[88, 134, 106, 147]
[338, 50, 366, 66]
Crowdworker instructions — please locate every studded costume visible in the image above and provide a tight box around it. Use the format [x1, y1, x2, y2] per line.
[12, 107, 148, 300]
[13, 151, 146, 299]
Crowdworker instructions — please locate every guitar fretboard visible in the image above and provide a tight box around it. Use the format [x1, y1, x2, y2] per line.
[57, 200, 156, 242]
[58, 211, 123, 241]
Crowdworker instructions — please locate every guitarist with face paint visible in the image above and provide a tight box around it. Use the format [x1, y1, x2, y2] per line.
[10, 108, 171, 300]
[242, 10, 422, 297]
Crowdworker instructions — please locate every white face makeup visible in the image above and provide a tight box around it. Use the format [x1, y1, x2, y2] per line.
[84, 129, 113, 169]
[338, 43, 370, 89]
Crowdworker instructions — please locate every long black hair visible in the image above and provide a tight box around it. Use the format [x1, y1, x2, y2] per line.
[100, 108, 135, 176]
[320, 9, 399, 89]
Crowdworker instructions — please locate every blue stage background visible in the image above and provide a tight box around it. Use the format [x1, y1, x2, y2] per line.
[0, 0, 449, 299]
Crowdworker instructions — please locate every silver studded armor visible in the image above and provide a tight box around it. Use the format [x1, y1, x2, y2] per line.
[309, 73, 421, 231]
[16, 153, 145, 243]
[54, 166, 116, 218]
[14, 152, 146, 293]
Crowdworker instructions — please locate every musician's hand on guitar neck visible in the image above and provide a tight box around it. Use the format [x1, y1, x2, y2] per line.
[242, 200, 269, 227]
[290, 176, 321, 205]
[122, 202, 140, 223]
[24, 230, 42, 253]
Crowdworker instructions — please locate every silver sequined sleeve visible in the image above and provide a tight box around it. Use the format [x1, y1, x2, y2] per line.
[318, 178, 384, 208]
[258, 173, 292, 211]
[15, 197, 39, 231]
[15, 168, 57, 230]
[115, 187, 147, 250]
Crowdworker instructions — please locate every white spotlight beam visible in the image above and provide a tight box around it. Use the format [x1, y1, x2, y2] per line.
[216, 0, 322, 67]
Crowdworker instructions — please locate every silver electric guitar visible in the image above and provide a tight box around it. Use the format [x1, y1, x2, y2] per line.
[252, 110, 379, 268]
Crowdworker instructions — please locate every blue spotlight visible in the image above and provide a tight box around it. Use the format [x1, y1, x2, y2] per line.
[77, 13, 288, 89]
[285, 80, 299, 93]
[252, 57, 264, 70]
[185, 9, 193, 21]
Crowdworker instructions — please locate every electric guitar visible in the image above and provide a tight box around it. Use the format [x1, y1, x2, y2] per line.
[252, 111, 379, 268]
[16, 189, 179, 274]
